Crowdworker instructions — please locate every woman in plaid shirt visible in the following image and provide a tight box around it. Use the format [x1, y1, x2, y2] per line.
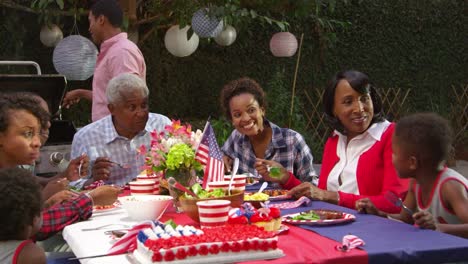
[220, 77, 317, 189]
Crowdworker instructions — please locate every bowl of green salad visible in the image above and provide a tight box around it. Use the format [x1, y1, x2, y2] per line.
[179, 183, 244, 223]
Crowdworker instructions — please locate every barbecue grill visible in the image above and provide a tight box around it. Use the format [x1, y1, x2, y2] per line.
[0, 61, 77, 176]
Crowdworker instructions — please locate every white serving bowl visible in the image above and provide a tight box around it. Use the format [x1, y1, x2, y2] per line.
[119, 195, 173, 221]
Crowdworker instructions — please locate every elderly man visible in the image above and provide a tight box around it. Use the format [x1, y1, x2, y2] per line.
[70, 73, 171, 188]
[63, 0, 146, 122]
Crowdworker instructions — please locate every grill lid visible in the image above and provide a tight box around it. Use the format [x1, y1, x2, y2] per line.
[0, 74, 67, 116]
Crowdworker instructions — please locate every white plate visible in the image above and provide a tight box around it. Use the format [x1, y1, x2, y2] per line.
[282, 209, 355, 226]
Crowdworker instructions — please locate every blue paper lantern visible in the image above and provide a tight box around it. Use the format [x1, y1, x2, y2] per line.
[191, 8, 223, 38]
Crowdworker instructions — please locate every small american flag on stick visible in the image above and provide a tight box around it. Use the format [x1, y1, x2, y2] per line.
[195, 121, 224, 188]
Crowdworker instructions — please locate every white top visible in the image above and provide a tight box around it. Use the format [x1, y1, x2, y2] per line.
[415, 167, 468, 224]
[327, 121, 391, 194]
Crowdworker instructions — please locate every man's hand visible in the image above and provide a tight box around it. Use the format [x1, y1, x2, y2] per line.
[62, 89, 92, 108]
[91, 157, 113, 181]
[62, 90, 82, 108]
[89, 185, 121, 206]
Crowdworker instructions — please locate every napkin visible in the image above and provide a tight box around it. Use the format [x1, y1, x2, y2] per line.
[269, 196, 311, 209]
[335, 234, 365, 252]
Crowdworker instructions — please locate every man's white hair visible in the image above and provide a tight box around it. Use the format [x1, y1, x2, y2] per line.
[106, 73, 149, 104]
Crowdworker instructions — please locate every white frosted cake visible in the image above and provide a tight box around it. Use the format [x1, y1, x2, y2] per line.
[133, 223, 283, 263]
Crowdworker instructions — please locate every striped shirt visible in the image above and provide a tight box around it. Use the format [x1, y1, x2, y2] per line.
[221, 120, 317, 183]
[70, 113, 171, 188]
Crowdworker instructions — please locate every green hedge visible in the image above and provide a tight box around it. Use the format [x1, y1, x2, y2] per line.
[0, 0, 465, 161]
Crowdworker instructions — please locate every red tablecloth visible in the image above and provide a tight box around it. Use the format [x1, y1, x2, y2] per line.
[159, 210, 368, 264]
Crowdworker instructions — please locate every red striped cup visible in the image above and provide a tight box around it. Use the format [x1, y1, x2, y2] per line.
[129, 180, 155, 195]
[223, 174, 247, 191]
[207, 180, 244, 191]
[136, 175, 161, 194]
[196, 200, 231, 227]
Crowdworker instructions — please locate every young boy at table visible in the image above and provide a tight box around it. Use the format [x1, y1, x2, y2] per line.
[0, 168, 46, 264]
[356, 113, 468, 238]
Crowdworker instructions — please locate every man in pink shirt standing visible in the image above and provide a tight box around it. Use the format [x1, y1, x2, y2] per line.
[63, 0, 146, 122]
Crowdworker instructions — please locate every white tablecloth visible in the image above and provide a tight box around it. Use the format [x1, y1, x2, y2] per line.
[62, 207, 138, 264]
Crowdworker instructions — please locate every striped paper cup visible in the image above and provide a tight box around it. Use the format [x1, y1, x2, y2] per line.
[207, 180, 244, 191]
[196, 200, 231, 227]
[223, 174, 247, 191]
[136, 175, 161, 194]
[129, 180, 155, 195]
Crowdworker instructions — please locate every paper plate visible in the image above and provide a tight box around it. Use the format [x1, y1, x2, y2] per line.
[282, 209, 355, 226]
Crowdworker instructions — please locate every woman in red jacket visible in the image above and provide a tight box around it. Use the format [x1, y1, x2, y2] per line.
[288, 70, 409, 213]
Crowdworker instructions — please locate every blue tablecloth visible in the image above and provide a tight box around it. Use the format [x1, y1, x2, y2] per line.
[280, 201, 468, 264]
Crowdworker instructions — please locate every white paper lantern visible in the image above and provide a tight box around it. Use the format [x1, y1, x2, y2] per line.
[191, 8, 223, 38]
[269, 32, 298, 57]
[215, 25, 237, 46]
[52, 35, 98, 80]
[40, 24, 63, 47]
[164, 25, 199, 57]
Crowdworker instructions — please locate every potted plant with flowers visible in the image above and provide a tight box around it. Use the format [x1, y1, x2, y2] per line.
[138, 120, 204, 210]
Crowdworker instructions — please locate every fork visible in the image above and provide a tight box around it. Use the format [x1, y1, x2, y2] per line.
[384, 191, 414, 215]
[109, 160, 131, 169]
[81, 223, 130, 231]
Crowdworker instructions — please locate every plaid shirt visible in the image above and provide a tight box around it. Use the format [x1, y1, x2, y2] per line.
[35, 193, 92, 240]
[221, 120, 317, 183]
[70, 113, 171, 188]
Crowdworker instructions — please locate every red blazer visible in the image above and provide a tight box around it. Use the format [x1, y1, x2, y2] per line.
[318, 123, 409, 213]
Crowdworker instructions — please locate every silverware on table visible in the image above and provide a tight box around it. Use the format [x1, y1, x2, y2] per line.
[81, 223, 130, 232]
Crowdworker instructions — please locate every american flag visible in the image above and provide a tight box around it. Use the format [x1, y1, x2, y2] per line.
[195, 121, 225, 188]
[107, 221, 156, 255]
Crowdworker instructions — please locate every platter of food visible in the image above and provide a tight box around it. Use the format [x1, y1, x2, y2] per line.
[282, 209, 355, 226]
[262, 189, 291, 201]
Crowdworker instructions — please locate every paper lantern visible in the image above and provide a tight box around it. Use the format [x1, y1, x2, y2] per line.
[40, 24, 63, 47]
[191, 8, 223, 38]
[52, 35, 98, 80]
[269, 32, 298, 57]
[215, 25, 237, 46]
[164, 25, 199, 57]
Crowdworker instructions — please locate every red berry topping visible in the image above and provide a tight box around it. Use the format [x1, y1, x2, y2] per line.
[231, 242, 241, 252]
[163, 250, 175, 261]
[187, 246, 198, 256]
[199, 245, 209, 255]
[250, 212, 272, 223]
[228, 215, 249, 225]
[209, 244, 220, 254]
[221, 242, 230, 252]
[152, 252, 162, 262]
[269, 208, 281, 218]
[271, 240, 278, 249]
[242, 241, 251, 251]
[175, 248, 187, 259]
